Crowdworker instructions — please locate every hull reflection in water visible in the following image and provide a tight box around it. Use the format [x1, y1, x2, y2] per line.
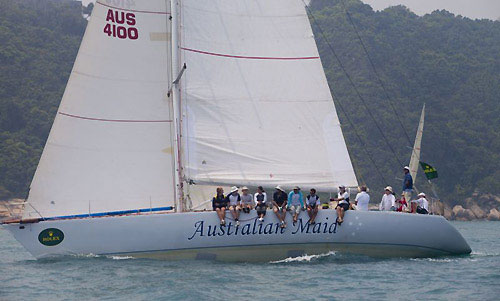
[4, 210, 471, 261]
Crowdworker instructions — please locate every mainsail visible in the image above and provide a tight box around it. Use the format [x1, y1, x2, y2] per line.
[24, 1, 176, 218]
[179, 0, 357, 191]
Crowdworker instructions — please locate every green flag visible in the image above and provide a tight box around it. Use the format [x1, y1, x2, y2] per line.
[419, 161, 438, 180]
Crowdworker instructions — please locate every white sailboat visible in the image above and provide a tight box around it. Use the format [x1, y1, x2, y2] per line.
[3, 0, 470, 260]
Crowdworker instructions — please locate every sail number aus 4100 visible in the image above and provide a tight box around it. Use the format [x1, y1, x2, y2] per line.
[103, 9, 138, 40]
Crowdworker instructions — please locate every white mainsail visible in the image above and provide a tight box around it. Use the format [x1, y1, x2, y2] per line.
[24, 1, 175, 218]
[179, 0, 358, 192]
[409, 104, 425, 183]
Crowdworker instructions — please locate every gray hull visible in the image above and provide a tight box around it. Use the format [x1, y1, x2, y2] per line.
[3, 210, 471, 261]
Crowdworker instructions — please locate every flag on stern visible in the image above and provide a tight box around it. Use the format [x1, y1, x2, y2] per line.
[419, 161, 438, 180]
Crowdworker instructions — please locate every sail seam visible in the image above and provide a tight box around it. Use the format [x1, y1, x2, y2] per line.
[58, 112, 173, 123]
[181, 47, 319, 60]
[96, 1, 171, 15]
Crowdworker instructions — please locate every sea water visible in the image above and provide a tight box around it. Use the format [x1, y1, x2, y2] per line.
[0, 221, 498, 300]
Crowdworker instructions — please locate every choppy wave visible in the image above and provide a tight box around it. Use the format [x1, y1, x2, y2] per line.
[270, 251, 336, 263]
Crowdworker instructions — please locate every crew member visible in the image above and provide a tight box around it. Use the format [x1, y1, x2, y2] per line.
[402, 166, 413, 210]
[240, 186, 254, 214]
[306, 188, 320, 224]
[255, 186, 267, 222]
[354, 186, 370, 211]
[212, 187, 228, 225]
[287, 186, 305, 225]
[331, 185, 349, 225]
[415, 192, 429, 214]
[273, 185, 288, 228]
[379, 186, 396, 211]
[226, 186, 241, 226]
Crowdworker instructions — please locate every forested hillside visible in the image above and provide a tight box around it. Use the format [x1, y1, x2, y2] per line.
[0, 0, 498, 204]
[310, 0, 500, 203]
[0, 0, 86, 198]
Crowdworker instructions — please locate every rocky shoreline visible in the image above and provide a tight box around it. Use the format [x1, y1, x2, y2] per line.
[0, 199, 23, 221]
[431, 193, 500, 221]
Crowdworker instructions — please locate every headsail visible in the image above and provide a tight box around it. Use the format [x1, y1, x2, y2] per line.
[24, 1, 175, 218]
[179, 0, 358, 192]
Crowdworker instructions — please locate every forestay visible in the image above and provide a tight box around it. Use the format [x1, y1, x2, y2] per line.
[180, 0, 358, 191]
[24, 0, 175, 218]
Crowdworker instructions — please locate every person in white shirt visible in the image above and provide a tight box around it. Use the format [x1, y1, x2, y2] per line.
[226, 186, 241, 226]
[414, 192, 429, 214]
[379, 186, 396, 211]
[354, 186, 370, 211]
[331, 185, 350, 225]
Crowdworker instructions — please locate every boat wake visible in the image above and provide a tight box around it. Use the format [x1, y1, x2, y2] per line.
[270, 251, 336, 264]
[106, 255, 135, 260]
[70, 253, 135, 260]
[471, 251, 500, 258]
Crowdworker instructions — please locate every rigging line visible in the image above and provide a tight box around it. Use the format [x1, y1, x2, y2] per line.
[339, 0, 413, 146]
[304, 3, 405, 169]
[331, 89, 388, 185]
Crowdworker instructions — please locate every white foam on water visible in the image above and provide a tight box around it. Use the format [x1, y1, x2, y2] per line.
[411, 257, 478, 263]
[106, 255, 135, 260]
[471, 251, 500, 257]
[73, 253, 101, 258]
[71, 253, 134, 260]
[410, 258, 456, 263]
[270, 251, 336, 263]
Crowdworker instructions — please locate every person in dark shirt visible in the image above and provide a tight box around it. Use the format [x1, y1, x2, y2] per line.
[254, 186, 267, 222]
[272, 185, 288, 228]
[306, 188, 320, 224]
[402, 166, 413, 212]
[212, 187, 228, 225]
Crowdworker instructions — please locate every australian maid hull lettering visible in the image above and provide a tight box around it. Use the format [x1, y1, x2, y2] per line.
[187, 218, 338, 240]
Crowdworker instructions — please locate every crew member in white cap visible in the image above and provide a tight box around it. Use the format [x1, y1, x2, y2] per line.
[414, 192, 429, 214]
[226, 186, 241, 226]
[402, 166, 413, 209]
[272, 185, 288, 228]
[240, 186, 254, 214]
[379, 186, 396, 211]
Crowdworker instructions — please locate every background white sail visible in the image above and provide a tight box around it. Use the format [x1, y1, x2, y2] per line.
[409, 104, 425, 183]
[179, 0, 358, 192]
[24, 0, 174, 218]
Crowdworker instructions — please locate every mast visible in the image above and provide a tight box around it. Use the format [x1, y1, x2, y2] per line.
[409, 104, 425, 182]
[170, 0, 185, 212]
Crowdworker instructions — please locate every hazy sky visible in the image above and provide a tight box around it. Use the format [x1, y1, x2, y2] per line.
[81, 0, 500, 21]
[363, 0, 500, 20]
